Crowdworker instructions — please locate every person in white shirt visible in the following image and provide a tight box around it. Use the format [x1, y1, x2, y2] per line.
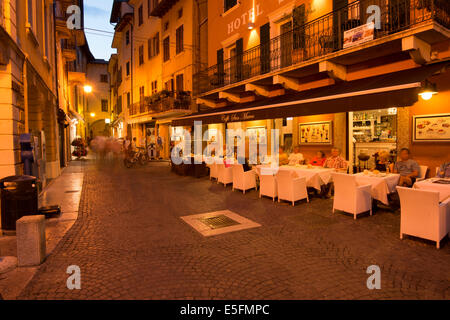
[288, 146, 304, 166]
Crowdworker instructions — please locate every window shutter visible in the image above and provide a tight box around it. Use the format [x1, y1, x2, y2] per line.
[217, 49, 224, 86]
[260, 23, 270, 74]
[235, 38, 243, 81]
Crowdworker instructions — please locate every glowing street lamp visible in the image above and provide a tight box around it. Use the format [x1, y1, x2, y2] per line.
[90, 112, 96, 118]
[84, 85, 93, 93]
[105, 118, 111, 124]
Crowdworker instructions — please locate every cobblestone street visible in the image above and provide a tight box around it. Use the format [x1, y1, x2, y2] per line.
[18, 161, 450, 300]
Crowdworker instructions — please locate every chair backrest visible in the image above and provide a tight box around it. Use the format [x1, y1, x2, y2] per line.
[418, 165, 428, 180]
[331, 173, 357, 202]
[396, 186, 440, 236]
[232, 164, 244, 176]
[276, 170, 294, 187]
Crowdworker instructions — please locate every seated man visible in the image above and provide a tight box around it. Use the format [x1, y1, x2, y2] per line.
[323, 148, 348, 172]
[288, 146, 305, 166]
[437, 162, 450, 178]
[393, 148, 420, 187]
[322, 148, 348, 198]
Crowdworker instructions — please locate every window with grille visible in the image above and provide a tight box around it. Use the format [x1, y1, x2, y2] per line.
[117, 95, 122, 114]
[163, 37, 170, 62]
[139, 45, 144, 65]
[176, 74, 184, 92]
[138, 5, 143, 26]
[176, 25, 184, 54]
[101, 99, 108, 112]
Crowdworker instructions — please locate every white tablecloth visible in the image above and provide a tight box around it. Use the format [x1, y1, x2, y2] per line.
[256, 165, 335, 191]
[414, 179, 450, 202]
[354, 173, 400, 205]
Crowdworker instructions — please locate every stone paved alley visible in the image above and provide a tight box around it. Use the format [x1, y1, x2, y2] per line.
[15, 161, 450, 299]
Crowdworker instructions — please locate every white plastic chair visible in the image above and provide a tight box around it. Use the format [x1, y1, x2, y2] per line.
[209, 163, 218, 181]
[256, 167, 277, 201]
[397, 186, 450, 249]
[217, 163, 233, 187]
[331, 173, 372, 219]
[417, 165, 428, 181]
[232, 164, 256, 194]
[276, 170, 309, 206]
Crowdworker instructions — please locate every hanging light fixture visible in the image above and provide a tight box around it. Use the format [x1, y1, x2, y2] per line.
[419, 80, 437, 101]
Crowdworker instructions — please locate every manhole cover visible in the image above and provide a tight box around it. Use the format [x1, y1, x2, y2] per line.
[65, 190, 80, 193]
[198, 214, 240, 229]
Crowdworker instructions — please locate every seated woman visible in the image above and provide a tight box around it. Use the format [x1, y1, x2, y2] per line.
[309, 151, 326, 167]
[373, 151, 393, 172]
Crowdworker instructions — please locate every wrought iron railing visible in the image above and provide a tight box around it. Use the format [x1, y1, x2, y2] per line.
[197, 0, 449, 94]
[129, 93, 192, 116]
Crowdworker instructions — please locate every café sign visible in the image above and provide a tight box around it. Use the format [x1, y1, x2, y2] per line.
[221, 112, 256, 123]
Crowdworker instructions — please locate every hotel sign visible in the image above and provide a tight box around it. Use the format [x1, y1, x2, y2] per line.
[343, 22, 375, 49]
[227, 3, 263, 35]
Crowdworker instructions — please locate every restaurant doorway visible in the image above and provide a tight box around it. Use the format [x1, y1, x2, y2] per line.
[348, 108, 398, 173]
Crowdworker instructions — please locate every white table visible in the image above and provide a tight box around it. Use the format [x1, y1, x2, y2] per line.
[354, 172, 400, 205]
[256, 165, 335, 191]
[413, 179, 450, 202]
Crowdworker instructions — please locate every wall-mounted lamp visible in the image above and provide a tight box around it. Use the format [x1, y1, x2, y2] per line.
[419, 81, 437, 101]
[248, 22, 255, 30]
[84, 85, 93, 93]
[105, 118, 111, 124]
[90, 112, 96, 118]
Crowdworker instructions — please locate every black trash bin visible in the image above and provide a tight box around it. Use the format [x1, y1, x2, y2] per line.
[0, 175, 38, 231]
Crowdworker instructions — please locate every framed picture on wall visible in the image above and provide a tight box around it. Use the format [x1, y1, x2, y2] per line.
[413, 114, 450, 142]
[299, 121, 332, 145]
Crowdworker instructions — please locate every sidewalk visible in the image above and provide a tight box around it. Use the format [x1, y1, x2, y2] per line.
[0, 160, 86, 299]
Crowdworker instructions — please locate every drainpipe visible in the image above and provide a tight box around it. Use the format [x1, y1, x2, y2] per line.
[23, 54, 29, 133]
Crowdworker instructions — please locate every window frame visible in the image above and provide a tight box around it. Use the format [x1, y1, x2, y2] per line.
[176, 25, 184, 55]
[224, 0, 238, 13]
[101, 99, 109, 112]
[138, 5, 143, 26]
[163, 36, 170, 62]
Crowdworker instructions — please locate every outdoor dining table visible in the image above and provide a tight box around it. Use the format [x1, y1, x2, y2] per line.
[413, 178, 450, 202]
[256, 165, 335, 191]
[354, 172, 400, 205]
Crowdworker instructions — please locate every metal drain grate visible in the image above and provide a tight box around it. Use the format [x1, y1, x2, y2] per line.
[198, 214, 240, 229]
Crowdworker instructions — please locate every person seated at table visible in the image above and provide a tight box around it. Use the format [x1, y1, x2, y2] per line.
[278, 146, 289, 166]
[393, 148, 420, 187]
[323, 148, 348, 172]
[437, 161, 450, 178]
[309, 151, 326, 167]
[288, 146, 305, 166]
[373, 151, 393, 172]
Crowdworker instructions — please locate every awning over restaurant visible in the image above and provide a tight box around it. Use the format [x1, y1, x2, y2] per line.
[172, 62, 448, 127]
[68, 109, 85, 123]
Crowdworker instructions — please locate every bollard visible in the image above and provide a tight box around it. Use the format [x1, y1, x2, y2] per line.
[16, 215, 46, 267]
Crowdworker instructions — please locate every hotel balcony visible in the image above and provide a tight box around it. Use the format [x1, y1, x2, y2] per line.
[197, 0, 450, 104]
[129, 92, 192, 119]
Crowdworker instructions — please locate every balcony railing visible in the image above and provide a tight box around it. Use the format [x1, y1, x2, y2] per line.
[129, 93, 192, 116]
[197, 0, 450, 94]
